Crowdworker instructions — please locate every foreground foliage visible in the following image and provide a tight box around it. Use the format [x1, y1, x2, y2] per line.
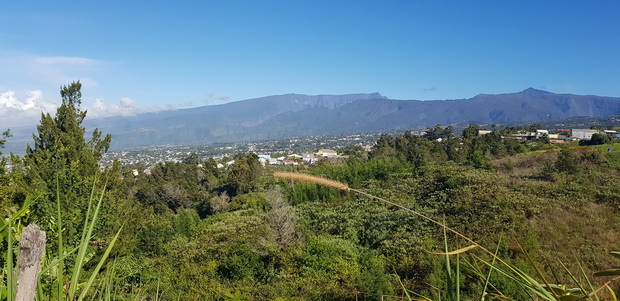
[2, 84, 620, 299]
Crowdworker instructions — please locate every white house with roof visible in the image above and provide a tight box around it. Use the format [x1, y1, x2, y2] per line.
[302, 153, 318, 164]
[316, 149, 338, 157]
[536, 129, 549, 138]
[257, 154, 272, 166]
[572, 129, 600, 140]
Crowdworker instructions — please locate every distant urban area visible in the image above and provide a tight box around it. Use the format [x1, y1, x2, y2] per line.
[100, 126, 619, 171]
[101, 131, 394, 168]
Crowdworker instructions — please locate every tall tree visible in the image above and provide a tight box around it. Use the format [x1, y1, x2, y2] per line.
[0, 129, 11, 173]
[0, 129, 16, 212]
[0, 129, 9, 151]
[229, 153, 262, 194]
[423, 124, 454, 141]
[24, 81, 112, 239]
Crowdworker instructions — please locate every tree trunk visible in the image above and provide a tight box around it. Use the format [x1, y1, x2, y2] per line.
[16, 223, 46, 301]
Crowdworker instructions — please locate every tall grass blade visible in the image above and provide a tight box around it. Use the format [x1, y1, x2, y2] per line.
[463, 257, 510, 300]
[155, 278, 161, 301]
[576, 259, 599, 301]
[78, 225, 123, 301]
[516, 239, 559, 300]
[395, 274, 432, 301]
[430, 245, 477, 255]
[455, 253, 460, 301]
[443, 222, 453, 301]
[473, 255, 554, 300]
[479, 238, 502, 301]
[104, 260, 117, 301]
[69, 179, 105, 299]
[605, 284, 617, 301]
[588, 276, 620, 299]
[557, 260, 588, 297]
[547, 259, 561, 287]
[512, 267, 557, 300]
[7, 210, 14, 301]
[593, 269, 620, 277]
[609, 251, 620, 260]
[273, 172, 349, 190]
[55, 177, 65, 300]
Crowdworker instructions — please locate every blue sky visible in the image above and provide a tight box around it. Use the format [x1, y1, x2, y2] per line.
[1, 1, 619, 127]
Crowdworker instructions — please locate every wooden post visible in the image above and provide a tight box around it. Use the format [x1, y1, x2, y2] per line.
[15, 224, 46, 301]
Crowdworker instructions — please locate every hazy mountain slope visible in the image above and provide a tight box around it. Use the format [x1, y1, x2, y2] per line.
[6, 89, 620, 152]
[249, 89, 620, 136]
[87, 93, 388, 149]
[101, 88, 620, 149]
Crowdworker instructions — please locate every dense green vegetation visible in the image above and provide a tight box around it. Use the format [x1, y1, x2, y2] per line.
[2, 83, 620, 300]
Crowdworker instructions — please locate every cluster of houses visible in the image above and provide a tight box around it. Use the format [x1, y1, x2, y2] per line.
[117, 149, 346, 178]
[256, 148, 342, 166]
[106, 128, 620, 179]
[478, 128, 620, 143]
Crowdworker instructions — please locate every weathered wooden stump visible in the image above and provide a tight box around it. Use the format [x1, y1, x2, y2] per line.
[15, 223, 46, 301]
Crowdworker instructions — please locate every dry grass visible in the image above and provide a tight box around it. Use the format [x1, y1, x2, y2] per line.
[273, 172, 350, 191]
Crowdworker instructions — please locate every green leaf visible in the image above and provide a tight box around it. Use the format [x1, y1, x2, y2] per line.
[605, 284, 617, 301]
[609, 251, 620, 260]
[594, 269, 620, 277]
[78, 225, 123, 301]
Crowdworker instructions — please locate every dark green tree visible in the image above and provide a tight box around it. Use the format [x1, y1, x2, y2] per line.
[370, 133, 397, 159]
[229, 153, 262, 194]
[461, 124, 481, 139]
[423, 124, 454, 141]
[0, 129, 11, 173]
[182, 152, 202, 165]
[0, 129, 9, 151]
[23, 81, 112, 239]
[0, 129, 18, 213]
[582, 133, 611, 146]
[467, 150, 493, 169]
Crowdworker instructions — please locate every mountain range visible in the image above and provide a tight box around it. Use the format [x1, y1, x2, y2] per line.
[5, 88, 620, 152]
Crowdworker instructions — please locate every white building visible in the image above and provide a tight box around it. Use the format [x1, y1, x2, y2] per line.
[302, 153, 318, 164]
[316, 149, 338, 157]
[536, 129, 549, 138]
[571, 129, 600, 140]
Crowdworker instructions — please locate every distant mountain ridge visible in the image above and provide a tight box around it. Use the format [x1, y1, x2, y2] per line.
[5, 89, 620, 152]
[90, 88, 620, 150]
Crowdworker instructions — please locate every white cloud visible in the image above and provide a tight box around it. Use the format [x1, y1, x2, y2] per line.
[0, 52, 165, 127]
[0, 90, 163, 128]
[0, 90, 57, 127]
[86, 97, 162, 119]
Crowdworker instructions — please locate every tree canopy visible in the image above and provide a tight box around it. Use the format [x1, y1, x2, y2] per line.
[23, 81, 112, 238]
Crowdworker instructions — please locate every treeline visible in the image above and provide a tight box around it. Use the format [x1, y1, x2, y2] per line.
[2, 82, 620, 300]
